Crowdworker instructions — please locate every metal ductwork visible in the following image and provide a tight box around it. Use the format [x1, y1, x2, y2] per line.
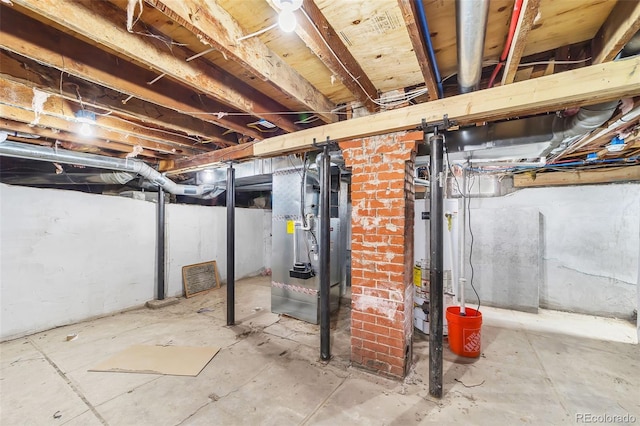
[440, 101, 619, 161]
[0, 140, 224, 198]
[455, 0, 490, 93]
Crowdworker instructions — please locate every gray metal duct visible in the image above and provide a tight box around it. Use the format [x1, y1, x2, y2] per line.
[0, 140, 223, 198]
[442, 101, 619, 160]
[455, 0, 490, 93]
[0, 171, 136, 186]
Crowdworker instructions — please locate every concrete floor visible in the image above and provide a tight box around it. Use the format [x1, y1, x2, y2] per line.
[1, 275, 638, 425]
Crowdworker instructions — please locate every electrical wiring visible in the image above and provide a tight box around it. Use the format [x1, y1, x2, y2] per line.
[466, 172, 480, 314]
[444, 142, 481, 315]
[236, 23, 279, 42]
[247, 122, 279, 133]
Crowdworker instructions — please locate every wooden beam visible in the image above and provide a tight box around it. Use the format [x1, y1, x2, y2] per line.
[0, 6, 269, 141]
[0, 119, 165, 160]
[502, 0, 541, 85]
[252, 57, 640, 156]
[513, 166, 640, 188]
[0, 77, 208, 156]
[266, 0, 379, 112]
[0, 82, 208, 158]
[592, 0, 640, 64]
[173, 57, 640, 169]
[146, 0, 337, 123]
[397, 0, 439, 100]
[169, 143, 257, 173]
[0, 50, 236, 148]
[9, 0, 301, 133]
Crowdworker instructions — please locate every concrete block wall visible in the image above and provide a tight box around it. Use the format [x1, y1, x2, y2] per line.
[340, 131, 417, 379]
[0, 183, 270, 341]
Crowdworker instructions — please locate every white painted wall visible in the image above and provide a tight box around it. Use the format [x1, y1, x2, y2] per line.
[0, 184, 270, 340]
[415, 183, 639, 319]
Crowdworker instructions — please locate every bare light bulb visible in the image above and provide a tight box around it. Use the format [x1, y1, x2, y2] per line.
[79, 122, 93, 137]
[278, 9, 296, 33]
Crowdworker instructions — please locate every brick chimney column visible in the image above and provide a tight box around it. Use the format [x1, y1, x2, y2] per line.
[339, 131, 418, 378]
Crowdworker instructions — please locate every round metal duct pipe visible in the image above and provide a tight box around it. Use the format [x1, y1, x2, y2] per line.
[455, 0, 490, 93]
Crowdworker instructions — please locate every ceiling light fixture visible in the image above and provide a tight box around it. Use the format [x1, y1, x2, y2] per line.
[75, 109, 96, 137]
[274, 0, 302, 33]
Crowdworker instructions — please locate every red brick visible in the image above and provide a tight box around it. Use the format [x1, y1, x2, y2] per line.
[389, 328, 405, 340]
[376, 352, 404, 368]
[377, 335, 403, 349]
[351, 310, 378, 324]
[360, 163, 394, 174]
[351, 225, 366, 235]
[389, 365, 405, 378]
[375, 315, 395, 328]
[398, 131, 422, 142]
[377, 207, 404, 217]
[360, 181, 390, 192]
[375, 188, 405, 199]
[375, 143, 405, 154]
[376, 263, 405, 274]
[360, 270, 386, 281]
[383, 150, 414, 162]
[362, 288, 389, 299]
[378, 171, 405, 181]
[362, 234, 388, 244]
[352, 346, 376, 361]
[363, 339, 390, 355]
[351, 319, 363, 330]
[389, 346, 406, 358]
[362, 322, 390, 336]
[351, 336, 364, 348]
[350, 277, 374, 288]
[350, 191, 368, 200]
[388, 235, 405, 245]
[339, 140, 363, 150]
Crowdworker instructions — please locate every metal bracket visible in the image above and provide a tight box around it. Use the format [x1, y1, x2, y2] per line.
[312, 137, 339, 151]
[417, 114, 456, 135]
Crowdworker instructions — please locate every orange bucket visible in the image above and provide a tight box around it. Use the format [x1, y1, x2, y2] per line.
[446, 306, 482, 357]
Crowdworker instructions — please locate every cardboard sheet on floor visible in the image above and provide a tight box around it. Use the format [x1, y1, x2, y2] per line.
[89, 345, 220, 376]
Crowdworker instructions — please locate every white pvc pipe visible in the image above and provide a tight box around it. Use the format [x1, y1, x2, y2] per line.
[447, 215, 457, 301]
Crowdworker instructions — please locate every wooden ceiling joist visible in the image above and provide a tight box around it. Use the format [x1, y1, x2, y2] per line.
[265, 0, 379, 112]
[146, 0, 338, 123]
[9, 0, 301, 134]
[0, 51, 236, 148]
[592, 0, 640, 65]
[0, 119, 165, 160]
[397, 0, 439, 100]
[0, 6, 268, 141]
[168, 56, 640, 170]
[0, 78, 206, 157]
[501, 0, 541, 86]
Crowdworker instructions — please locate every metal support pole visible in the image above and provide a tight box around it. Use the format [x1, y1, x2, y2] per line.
[429, 131, 444, 398]
[226, 164, 235, 326]
[319, 146, 331, 361]
[156, 186, 165, 300]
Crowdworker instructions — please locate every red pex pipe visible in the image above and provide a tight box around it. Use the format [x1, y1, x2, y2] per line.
[487, 0, 523, 88]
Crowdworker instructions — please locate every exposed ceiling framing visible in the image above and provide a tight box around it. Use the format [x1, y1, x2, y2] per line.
[0, 0, 639, 187]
